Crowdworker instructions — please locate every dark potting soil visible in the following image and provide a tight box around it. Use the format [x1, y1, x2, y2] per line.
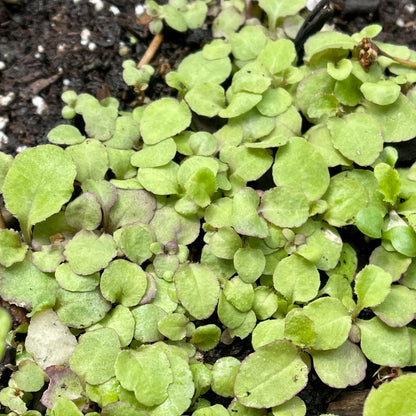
[1, 1, 416, 415]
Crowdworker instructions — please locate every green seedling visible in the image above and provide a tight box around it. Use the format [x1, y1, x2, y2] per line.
[2, 3, 416, 415]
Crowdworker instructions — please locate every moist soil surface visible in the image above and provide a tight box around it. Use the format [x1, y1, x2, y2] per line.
[1, 1, 416, 415]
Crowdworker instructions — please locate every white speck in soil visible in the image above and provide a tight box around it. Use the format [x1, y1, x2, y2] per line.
[32, 96, 48, 115]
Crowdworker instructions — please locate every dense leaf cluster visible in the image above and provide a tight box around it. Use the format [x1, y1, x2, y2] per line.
[2, 0, 416, 415]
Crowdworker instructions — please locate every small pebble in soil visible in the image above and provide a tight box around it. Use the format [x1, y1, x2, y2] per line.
[0, 92, 15, 107]
[31, 96, 48, 115]
[0, 132, 8, 147]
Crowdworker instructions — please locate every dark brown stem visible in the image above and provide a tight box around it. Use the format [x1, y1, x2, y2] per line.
[137, 33, 164, 68]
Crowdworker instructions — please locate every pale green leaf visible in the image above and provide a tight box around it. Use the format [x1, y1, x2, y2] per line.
[100, 259, 148, 307]
[259, 186, 309, 228]
[3, 145, 76, 241]
[234, 340, 308, 408]
[327, 113, 383, 166]
[70, 328, 120, 385]
[131, 139, 177, 168]
[303, 297, 351, 350]
[0, 255, 58, 316]
[64, 230, 117, 275]
[175, 263, 220, 319]
[363, 374, 416, 416]
[140, 98, 191, 144]
[357, 317, 411, 366]
[272, 137, 329, 201]
[48, 125, 85, 145]
[311, 340, 367, 388]
[273, 254, 320, 304]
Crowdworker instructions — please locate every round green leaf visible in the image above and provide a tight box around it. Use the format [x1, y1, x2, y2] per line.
[190, 324, 221, 351]
[305, 223, 343, 271]
[102, 401, 150, 416]
[323, 173, 369, 227]
[163, 4, 187, 32]
[284, 309, 316, 348]
[257, 39, 296, 74]
[232, 62, 271, 94]
[65, 192, 102, 230]
[257, 88, 292, 117]
[364, 94, 416, 142]
[272, 137, 329, 201]
[185, 83, 226, 117]
[303, 297, 351, 350]
[51, 396, 83, 416]
[89, 304, 135, 347]
[306, 124, 350, 167]
[234, 340, 308, 408]
[234, 247, 266, 284]
[327, 59, 353, 81]
[55, 288, 111, 329]
[223, 276, 254, 312]
[259, 186, 309, 228]
[108, 189, 156, 232]
[70, 328, 120, 385]
[307, 93, 339, 120]
[115, 347, 173, 406]
[311, 340, 367, 388]
[363, 374, 416, 416]
[303, 31, 356, 63]
[209, 227, 242, 260]
[48, 124, 85, 145]
[189, 132, 218, 156]
[193, 404, 229, 416]
[373, 285, 416, 327]
[150, 205, 200, 245]
[369, 245, 411, 282]
[157, 313, 189, 341]
[229, 25, 269, 61]
[118, 224, 153, 265]
[384, 225, 416, 257]
[65, 139, 109, 182]
[64, 230, 117, 275]
[229, 146, 273, 182]
[211, 357, 240, 397]
[175, 263, 220, 319]
[11, 359, 45, 392]
[100, 259, 148, 307]
[55, 263, 100, 292]
[219, 92, 263, 118]
[251, 319, 285, 350]
[140, 98, 191, 144]
[273, 255, 320, 304]
[175, 51, 232, 89]
[231, 188, 269, 238]
[3, 145, 76, 241]
[354, 264, 392, 312]
[0, 255, 59, 317]
[357, 317, 411, 366]
[131, 139, 177, 168]
[296, 69, 335, 119]
[252, 286, 278, 320]
[137, 161, 180, 195]
[360, 80, 401, 105]
[141, 343, 194, 416]
[131, 304, 167, 343]
[0, 229, 28, 267]
[356, 207, 384, 238]
[327, 113, 383, 166]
